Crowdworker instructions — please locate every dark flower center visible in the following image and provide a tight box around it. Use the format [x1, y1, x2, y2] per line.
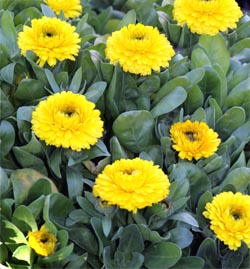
[45, 32, 53, 37]
[121, 169, 138, 176]
[232, 212, 241, 220]
[61, 109, 76, 117]
[40, 236, 49, 243]
[185, 132, 195, 142]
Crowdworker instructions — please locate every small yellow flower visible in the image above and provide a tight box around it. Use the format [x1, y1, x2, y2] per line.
[32, 91, 104, 151]
[170, 120, 221, 161]
[44, 0, 82, 19]
[105, 23, 175, 76]
[173, 0, 243, 36]
[203, 192, 250, 250]
[93, 158, 170, 213]
[18, 17, 80, 67]
[28, 225, 57, 256]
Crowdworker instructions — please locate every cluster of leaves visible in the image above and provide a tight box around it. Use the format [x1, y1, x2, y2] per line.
[1, 0, 250, 268]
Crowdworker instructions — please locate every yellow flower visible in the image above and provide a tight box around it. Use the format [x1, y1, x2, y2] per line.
[105, 23, 175, 76]
[32, 91, 104, 151]
[173, 0, 243, 36]
[203, 192, 250, 251]
[93, 158, 170, 213]
[18, 17, 80, 67]
[28, 225, 57, 256]
[170, 120, 221, 161]
[44, 0, 82, 19]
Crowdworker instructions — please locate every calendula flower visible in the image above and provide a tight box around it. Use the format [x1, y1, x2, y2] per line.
[93, 158, 170, 213]
[173, 0, 243, 35]
[32, 91, 104, 151]
[105, 23, 175, 76]
[28, 225, 57, 256]
[203, 192, 250, 250]
[170, 120, 221, 161]
[44, 0, 82, 19]
[18, 17, 80, 67]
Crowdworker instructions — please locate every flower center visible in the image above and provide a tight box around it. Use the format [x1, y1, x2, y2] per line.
[42, 24, 57, 38]
[185, 131, 196, 142]
[40, 236, 49, 243]
[231, 211, 241, 220]
[121, 169, 138, 176]
[61, 109, 76, 117]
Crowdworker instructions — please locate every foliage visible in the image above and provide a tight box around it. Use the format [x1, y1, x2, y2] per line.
[1, 0, 250, 268]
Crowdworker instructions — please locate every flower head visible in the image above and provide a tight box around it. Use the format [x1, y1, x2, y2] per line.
[203, 192, 250, 250]
[170, 120, 221, 161]
[32, 91, 104, 151]
[105, 23, 175, 76]
[28, 225, 57, 256]
[18, 17, 80, 67]
[93, 158, 170, 213]
[173, 0, 243, 35]
[44, 0, 82, 19]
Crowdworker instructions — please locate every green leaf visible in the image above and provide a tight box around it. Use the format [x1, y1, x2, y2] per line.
[170, 256, 205, 269]
[221, 250, 243, 269]
[12, 205, 37, 233]
[0, 168, 10, 198]
[0, 120, 15, 157]
[184, 68, 205, 88]
[1, 11, 18, 55]
[170, 162, 211, 209]
[113, 110, 154, 153]
[13, 147, 47, 175]
[169, 227, 193, 249]
[184, 85, 204, 114]
[169, 212, 199, 227]
[191, 47, 211, 69]
[12, 245, 32, 264]
[14, 7, 42, 25]
[144, 242, 181, 269]
[0, 243, 8, 264]
[66, 168, 84, 200]
[28, 179, 54, 201]
[42, 244, 74, 263]
[43, 193, 74, 227]
[197, 238, 219, 268]
[110, 136, 131, 162]
[151, 87, 187, 118]
[118, 9, 136, 29]
[41, 3, 55, 17]
[69, 227, 98, 255]
[0, 89, 14, 119]
[102, 215, 112, 237]
[197, 191, 213, 228]
[90, 217, 110, 257]
[198, 66, 225, 106]
[0, 220, 27, 252]
[219, 168, 250, 192]
[230, 38, 250, 56]
[114, 251, 144, 269]
[224, 78, 250, 109]
[85, 81, 107, 103]
[69, 67, 82, 93]
[0, 62, 15, 84]
[11, 168, 57, 206]
[152, 77, 189, 105]
[15, 79, 47, 102]
[117, 224, 144, 253]
[215, 107, 245, 140]
[198, 34, 230, 73]
[45, 69, 61, 93]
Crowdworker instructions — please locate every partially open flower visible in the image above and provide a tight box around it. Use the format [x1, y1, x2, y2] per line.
[28, 225, 57, 256]
[170, 120, 221, 161]
[173, 0, 243, 35]
[18, 17, 80, 67]
[93, 158, 170, 213]
[105, 23, 175, 76]
[32, 91, 104, 151]
[203, 192, 250, 250]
